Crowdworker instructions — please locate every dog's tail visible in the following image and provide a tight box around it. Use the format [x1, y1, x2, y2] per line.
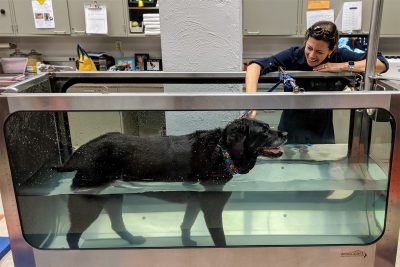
[52, 154, 82, 172]
[52, 147, 92, 172]
[52, 164, 75, 172]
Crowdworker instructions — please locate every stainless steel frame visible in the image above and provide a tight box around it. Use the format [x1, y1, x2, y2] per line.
[0, 0, 395, 262]
[364, 0, 385, 90]
[1, 83, 400, 266]
[0, 71, 357, 93]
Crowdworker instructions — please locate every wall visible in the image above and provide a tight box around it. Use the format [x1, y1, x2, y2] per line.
[160, 1, 242, 72]
[1, 36, 399, 66]
[159, 0, 243, 135]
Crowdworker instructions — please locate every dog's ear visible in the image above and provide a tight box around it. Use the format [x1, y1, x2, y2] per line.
[245, 123, 269, 152]
[224, 122, 249, 158]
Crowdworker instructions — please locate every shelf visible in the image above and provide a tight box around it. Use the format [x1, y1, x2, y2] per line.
[128, 7, 158, 10]
[128, 33, 160, 37]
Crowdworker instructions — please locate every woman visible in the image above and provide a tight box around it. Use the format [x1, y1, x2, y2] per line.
[245, 20, 389, 144]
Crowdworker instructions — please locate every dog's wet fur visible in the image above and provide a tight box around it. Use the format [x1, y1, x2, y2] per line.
[58, 118, 287, 248]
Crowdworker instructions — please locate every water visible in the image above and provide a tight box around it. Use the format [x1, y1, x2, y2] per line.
[16, 154, 388, 249]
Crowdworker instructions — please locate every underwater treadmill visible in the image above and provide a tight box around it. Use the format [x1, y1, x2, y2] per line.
[0, 71, 399, 267]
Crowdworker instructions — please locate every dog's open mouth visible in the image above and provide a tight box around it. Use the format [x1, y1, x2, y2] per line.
[260, 146, 284, 158]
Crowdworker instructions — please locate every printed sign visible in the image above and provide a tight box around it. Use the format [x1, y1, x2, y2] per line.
[32, 0, 55, 29]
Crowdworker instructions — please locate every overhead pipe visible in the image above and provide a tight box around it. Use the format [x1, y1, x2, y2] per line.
[364, 0, 385, 90]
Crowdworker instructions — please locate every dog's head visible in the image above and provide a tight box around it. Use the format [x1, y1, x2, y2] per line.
[222, 118, 287, 174]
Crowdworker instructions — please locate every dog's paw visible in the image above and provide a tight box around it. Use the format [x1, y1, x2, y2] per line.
[116, 231, 146, 245]
[66, 232, 81, 249]
[181, 228, 197, 246]
[128, 235, 146, 245]
[182, 238, 197, 246]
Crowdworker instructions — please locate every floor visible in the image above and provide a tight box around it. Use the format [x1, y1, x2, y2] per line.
[0, 195, 13, 267]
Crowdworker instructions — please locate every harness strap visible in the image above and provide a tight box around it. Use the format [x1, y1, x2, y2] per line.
[216, 143, 238, 176]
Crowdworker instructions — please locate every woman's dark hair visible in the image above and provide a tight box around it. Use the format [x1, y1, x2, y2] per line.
[305, 21, 339, 50]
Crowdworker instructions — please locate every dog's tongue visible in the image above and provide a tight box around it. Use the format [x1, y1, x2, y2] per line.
[261, 146, 284, 157]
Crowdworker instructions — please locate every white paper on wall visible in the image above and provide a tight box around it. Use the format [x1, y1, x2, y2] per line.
[31, 0, 55, 29]
[306, 9, 335, 29]
[341, 1, 362, 32]
[84, 4, 108, 34]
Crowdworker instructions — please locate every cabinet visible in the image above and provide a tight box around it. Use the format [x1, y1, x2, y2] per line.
[12, 0, 70, 35]
[0, 0, 13, 35]
[0, 0, 14, 35]
[300, 0, 373, 34]
[243, 0, 300, 36]
[68, 0, 127, 36]
[380, 0, 400, 36]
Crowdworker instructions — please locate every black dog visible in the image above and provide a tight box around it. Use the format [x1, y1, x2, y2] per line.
[58, 118, 287, 248]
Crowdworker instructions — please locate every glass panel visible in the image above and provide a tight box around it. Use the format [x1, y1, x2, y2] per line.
[66, 84, 166, 147]
[4, 108, 391, 249]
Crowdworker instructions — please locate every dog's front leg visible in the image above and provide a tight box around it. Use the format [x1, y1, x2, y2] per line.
[180, 194, 201, 246]
[200, 191, 232, 247]
[104, 195, 146, 245]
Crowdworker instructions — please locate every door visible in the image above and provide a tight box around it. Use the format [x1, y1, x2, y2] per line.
[381, 0, 400, 36]
[13, 0, 70, 35]
[243, 0, 299, 36]
[68, 0, 127, 36]
[0, 0, 13, 35]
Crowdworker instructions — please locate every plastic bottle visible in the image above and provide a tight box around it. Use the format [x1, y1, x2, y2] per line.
[26, 49, 43, 73]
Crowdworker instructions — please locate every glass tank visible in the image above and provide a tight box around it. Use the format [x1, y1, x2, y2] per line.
[4, 106, 391, 249]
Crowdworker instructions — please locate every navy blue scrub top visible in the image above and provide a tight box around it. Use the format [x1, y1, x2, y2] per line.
[250, 46, 389, 144]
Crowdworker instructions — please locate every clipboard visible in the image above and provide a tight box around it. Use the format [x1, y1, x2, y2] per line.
[87, 1, 100, 9]
[84, 1, 108, 34]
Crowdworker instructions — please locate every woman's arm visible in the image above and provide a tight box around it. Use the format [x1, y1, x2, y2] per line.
[314, 59, 387, 73]
[244, 63, 262, 118]
[245, 63, 262, 93]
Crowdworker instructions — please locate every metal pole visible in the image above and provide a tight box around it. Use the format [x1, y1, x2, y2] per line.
[364, 0, 385, 90]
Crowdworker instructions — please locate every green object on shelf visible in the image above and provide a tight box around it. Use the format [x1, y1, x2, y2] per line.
[130, 0, 155, 4]
[129, 0, 156, 7]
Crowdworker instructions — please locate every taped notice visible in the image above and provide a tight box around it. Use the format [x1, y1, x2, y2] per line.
[306, 9, 334, 29]
[31, 0, 55, 29]
[308, 0, 330, 10]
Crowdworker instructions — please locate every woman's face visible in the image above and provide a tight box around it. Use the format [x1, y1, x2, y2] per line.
[304, 37, 334, 67]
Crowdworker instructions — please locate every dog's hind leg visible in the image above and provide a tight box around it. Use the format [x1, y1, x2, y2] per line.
[180, 194, 201, 246]
[104, 195, 146, 245]
[200, 191, 232, 247]
[67, 195, 105, 248]
[71, 170, 114, 189]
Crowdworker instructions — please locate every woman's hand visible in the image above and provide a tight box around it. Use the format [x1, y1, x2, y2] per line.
[313, 62, 347, 72]
[247, 110, 257, 118]
[242, 110, 257, 119]
[246, 64, 262, 93]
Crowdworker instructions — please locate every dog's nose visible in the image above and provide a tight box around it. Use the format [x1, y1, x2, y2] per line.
[280, 131, 288, 138]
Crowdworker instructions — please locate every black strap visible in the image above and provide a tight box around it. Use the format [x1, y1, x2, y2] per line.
[77, 44, 88, 57]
